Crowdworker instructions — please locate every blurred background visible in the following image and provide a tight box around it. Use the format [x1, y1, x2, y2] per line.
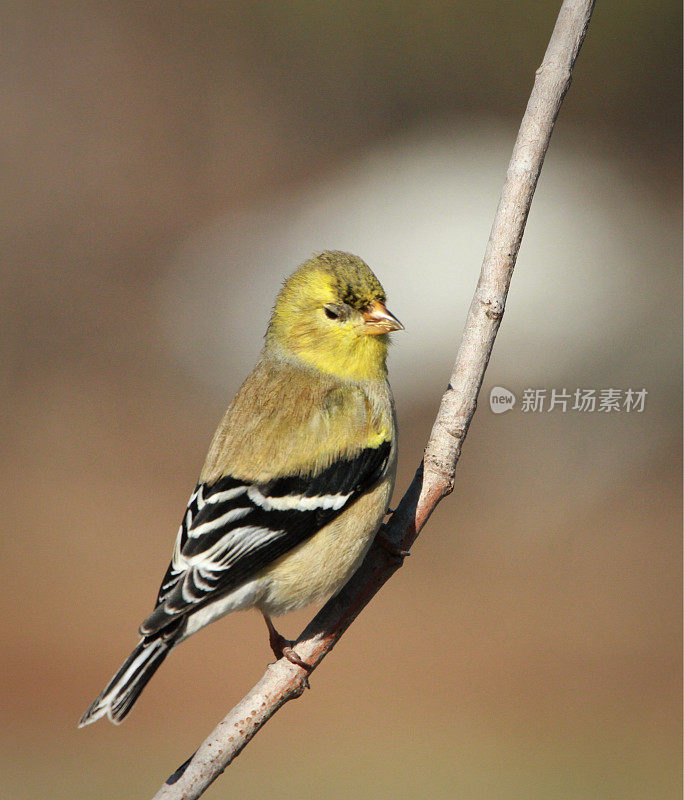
[2, 2, 681, 798]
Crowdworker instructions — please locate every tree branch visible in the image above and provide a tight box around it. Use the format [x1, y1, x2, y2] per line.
[151, 2, 595, 797]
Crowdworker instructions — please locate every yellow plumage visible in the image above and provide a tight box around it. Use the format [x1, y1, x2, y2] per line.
[79, 250, 403, 726]
[201, 251, 400, 612]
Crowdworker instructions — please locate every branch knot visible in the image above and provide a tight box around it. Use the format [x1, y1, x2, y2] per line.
[480, 296, 505, 320]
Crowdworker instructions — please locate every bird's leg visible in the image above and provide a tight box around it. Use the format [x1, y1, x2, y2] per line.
[262, 612, 311, 672]
[375, 525, 411, 560]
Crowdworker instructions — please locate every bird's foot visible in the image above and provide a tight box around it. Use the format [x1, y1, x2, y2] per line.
[376, 527, 411, 560]
[262, 613, 312, 679]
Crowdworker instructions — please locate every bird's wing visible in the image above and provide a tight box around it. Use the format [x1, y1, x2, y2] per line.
[139, 439, 391, 637]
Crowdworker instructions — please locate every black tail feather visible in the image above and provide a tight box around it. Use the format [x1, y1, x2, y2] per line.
[79, 624, 182, 727]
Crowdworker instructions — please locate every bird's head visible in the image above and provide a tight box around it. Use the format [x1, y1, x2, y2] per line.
[265, 251, 404, 382]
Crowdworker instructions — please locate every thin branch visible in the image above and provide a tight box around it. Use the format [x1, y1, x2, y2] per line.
[151, 2, 595, 797]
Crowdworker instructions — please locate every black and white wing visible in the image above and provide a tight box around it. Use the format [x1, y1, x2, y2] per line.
[139, 440, 391, 636]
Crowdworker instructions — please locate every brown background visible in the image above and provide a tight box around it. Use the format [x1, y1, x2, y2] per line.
[2, 2, 681, 798]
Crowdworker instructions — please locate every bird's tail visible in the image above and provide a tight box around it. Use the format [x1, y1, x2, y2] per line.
[78, 628, 180, 727]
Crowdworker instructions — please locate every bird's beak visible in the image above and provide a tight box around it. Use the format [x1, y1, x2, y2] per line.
[362, 301, 405, 335]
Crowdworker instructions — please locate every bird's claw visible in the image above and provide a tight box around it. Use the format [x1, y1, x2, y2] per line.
[376, 528, 411, 560]
[262, 613, 312, 677]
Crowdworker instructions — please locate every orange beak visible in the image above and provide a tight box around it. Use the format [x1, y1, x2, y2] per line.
[361, 301, 405, 335]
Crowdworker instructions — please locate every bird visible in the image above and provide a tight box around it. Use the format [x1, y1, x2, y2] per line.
[79, 250, 404, 726]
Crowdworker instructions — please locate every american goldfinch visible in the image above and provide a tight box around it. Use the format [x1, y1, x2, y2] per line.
[79, 250, 403, 726]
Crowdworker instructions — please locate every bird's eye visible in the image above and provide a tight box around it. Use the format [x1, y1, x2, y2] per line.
[323, 304, 343, 320]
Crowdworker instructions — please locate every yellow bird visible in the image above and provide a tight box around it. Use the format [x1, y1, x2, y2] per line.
[79, 250, 403, 726]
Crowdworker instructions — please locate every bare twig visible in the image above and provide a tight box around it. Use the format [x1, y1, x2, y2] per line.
[151, 2, 595, 797]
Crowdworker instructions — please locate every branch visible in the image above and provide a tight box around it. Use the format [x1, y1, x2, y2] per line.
[151, 2, 595, 797]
